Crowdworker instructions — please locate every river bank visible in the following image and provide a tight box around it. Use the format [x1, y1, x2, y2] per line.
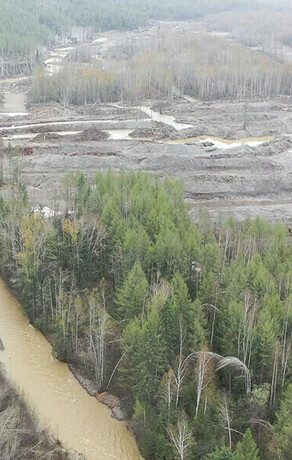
[0, 366, 69, 459]
[0, 279, 142, 460]
[68, 364, 128, 422]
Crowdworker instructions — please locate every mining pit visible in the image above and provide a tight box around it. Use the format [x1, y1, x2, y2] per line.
[0, 20, 292, 225]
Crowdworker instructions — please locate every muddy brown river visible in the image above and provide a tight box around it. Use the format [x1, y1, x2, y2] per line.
[0, 279, 141, 460]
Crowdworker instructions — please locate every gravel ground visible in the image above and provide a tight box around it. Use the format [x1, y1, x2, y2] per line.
[0, 20, 292, 226]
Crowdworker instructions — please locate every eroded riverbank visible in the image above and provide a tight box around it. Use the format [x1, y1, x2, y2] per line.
[0, 279, 141, 460]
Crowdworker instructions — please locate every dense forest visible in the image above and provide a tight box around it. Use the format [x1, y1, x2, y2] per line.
[0, 0, 256, 78]
[0, 171, 292, 459]
[1, 0, 290, 81]
[0, 0, 255, 57]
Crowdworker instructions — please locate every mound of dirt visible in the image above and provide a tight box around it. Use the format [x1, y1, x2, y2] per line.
[33, 132, 62, 142]
[72, 128, 110, 141]
[131, 127, 173, 140]
[259, 135, 292, 156]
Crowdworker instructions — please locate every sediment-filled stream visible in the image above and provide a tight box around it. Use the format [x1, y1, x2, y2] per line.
[0, 279, 141, 460]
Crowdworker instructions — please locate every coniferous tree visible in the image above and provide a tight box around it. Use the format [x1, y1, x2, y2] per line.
[116, 262, 149, 321]
[233, 429, 260, 460]
[274, 384, 292, 459]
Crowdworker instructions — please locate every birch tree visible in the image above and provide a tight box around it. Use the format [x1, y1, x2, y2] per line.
[168, 414, 193, 460]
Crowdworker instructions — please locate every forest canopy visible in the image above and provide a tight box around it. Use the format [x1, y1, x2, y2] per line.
[1, 171, 292, 459]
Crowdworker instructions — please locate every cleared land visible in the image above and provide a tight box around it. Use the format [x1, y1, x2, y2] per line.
[0, 21, 292, 225]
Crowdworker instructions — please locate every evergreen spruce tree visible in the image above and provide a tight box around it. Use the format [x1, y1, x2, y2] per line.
[206, 445, 234, 459]
[233, 429, 260, 460]
[116, 261, 149, 321]
[274, 384, 292, 459]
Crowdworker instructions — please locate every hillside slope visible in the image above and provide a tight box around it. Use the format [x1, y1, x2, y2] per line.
[0, 0, 257, 57]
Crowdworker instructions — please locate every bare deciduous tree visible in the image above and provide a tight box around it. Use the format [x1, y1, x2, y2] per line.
[173, 318, 188, 407]
[161, 369, 175, 421]
[219, 397, 233, 450]
[195, 350, 213, 417]
[168, 414, 193, 460]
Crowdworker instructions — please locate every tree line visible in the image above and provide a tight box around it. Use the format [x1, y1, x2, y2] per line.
[30, 29, 292, 105]
[0, 0, 255, 57]
[0, 0, 260, 77]
[205, 9, 292, 61]
[0, 171, 292, 458]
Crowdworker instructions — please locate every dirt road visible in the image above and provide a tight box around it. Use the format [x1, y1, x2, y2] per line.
[1, 92, 27, 116]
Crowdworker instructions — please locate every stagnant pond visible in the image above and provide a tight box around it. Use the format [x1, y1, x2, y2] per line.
[0, 279, 141, 460]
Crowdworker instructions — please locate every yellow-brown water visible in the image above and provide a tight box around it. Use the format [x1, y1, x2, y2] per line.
[0, 279, 141, 460]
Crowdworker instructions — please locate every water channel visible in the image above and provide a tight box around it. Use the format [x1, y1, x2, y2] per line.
[0, 279, 141, 460]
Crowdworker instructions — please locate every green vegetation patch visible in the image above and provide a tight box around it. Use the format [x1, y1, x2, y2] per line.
[0, 171, 292, 458]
